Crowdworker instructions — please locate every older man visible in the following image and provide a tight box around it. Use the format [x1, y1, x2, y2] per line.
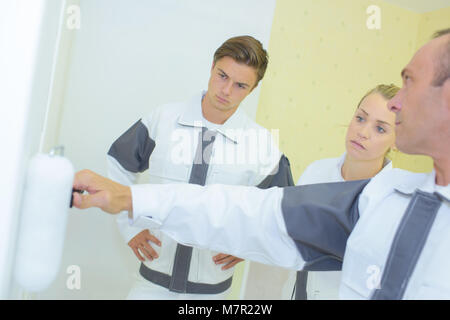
[72, 28, 450, 299]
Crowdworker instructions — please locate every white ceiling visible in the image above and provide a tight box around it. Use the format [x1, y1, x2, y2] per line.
[383, 0, 450, 13]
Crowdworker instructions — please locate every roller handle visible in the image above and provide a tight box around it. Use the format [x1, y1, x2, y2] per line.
[70, 189, 84, 208]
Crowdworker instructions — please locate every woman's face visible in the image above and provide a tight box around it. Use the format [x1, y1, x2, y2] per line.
[345, 93, 396, 161]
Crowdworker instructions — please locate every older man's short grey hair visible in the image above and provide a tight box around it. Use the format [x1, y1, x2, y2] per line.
[432, 28, 450, 87]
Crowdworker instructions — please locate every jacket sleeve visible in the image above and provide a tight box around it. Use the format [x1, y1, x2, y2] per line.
[281, 180, 370, 271]
[248, 127, 295, 188]
[128, 179, 370, 270]
[107, 117, 157, 243]
[257, 154, 295, 188]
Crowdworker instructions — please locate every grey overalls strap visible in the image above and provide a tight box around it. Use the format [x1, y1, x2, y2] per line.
[169, 128, 217, 293]
[108, 120, 232, 293]
[371, 190, 443, 300]
[139, 128, 233, 294]
[294, 271, 308, 300]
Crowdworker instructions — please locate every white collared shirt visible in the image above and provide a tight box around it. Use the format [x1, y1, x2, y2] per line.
[297, 153, 392, 185]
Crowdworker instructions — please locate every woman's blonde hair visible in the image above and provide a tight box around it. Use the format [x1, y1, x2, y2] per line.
[356, 84, 400, 109]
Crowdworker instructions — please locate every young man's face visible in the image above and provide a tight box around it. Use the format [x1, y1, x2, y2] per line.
[387, 36, 450, 156]
[204, 56, 258, 113]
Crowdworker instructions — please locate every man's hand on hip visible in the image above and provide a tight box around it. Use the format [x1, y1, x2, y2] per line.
[213, 253, 244, 270]
[128, 229, 161, 262]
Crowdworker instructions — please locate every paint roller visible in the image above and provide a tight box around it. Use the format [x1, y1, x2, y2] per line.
[14, 147, 74, 292]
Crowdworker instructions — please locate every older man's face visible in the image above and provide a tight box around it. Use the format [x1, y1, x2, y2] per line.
[387, 36, 449, 156]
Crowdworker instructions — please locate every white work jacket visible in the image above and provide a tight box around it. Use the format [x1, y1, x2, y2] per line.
[128, 167, 450, 299]
[107, 91, 294, 295]
[291, 153, 392, 300]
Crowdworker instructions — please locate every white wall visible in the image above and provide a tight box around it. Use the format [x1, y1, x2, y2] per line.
[36, 0, 276, 299]
[40, 0, 79, 154]
[0, 0, 69, 299]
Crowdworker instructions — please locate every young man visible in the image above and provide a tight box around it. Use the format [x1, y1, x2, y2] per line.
[106, 36, 294, 299]
[74, 28, 450, 299]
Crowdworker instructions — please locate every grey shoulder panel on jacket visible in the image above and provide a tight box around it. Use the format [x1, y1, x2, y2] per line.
[281, 179, 370, 271]
[108, 119, 156, 173]
[257, 154, 295, 189]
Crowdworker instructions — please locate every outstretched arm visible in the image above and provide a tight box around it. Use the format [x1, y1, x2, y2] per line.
[130, 183, 303, 269]
[72, 170, 369, 271]
[72, 170, 303, 269]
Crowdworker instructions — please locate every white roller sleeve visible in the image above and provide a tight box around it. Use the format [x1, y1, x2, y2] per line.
[14, 153, 74, 292]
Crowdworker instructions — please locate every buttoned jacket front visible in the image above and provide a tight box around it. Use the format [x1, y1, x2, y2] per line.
[107, 92, 294, 293]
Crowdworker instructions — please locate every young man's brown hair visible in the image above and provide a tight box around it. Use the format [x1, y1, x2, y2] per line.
[213, 35, 269, 88]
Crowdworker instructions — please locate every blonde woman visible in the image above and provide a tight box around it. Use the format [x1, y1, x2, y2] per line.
[287, 84, 400, 300]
